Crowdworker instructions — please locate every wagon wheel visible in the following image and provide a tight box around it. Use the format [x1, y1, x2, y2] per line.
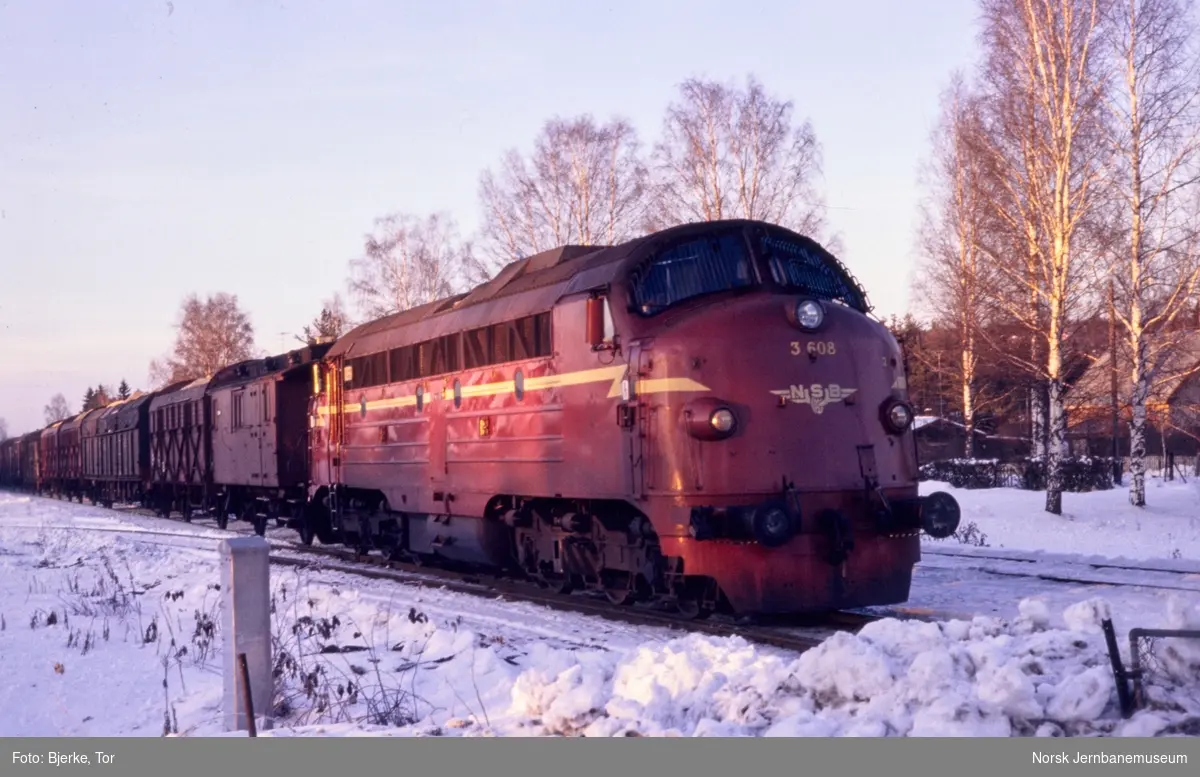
[251, 507, 268, 537]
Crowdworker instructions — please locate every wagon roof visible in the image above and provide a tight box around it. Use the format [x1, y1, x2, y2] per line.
[209, 342, 334, 391]
[59, 407, 99, 433]
[40, 420, 64, 437]
[326, 219, 868, 359]
[149, 376, 212, 408]
[114, 392, 154, 429]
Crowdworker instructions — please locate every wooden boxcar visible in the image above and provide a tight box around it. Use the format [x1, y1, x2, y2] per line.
[19, 431, 42, 492]
[80, 406, 106, 503]
[39, 422, 63, 495]
[148, 377, 213, 520]
[0, 436, 21, 488]
[208, 343, 332, 533]
[56, 411, 89, 501]
[91, 394, 154, 506]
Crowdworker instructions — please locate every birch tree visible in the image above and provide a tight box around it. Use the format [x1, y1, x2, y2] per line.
[147, 293, 257, 387]
[975, 0, 1111, 514]
[478, 115, 649, 276]
[914, 74, 999, 456]
[649, 75, 831, 243]
[1101, 0, 1200, 506]
[346, 212, 473, 321]
[44, 394, 70, 424]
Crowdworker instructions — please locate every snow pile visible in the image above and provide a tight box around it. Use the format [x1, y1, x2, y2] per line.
[506, 596, 1200, 738]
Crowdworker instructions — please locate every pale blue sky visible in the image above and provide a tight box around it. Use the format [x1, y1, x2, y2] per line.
[0, 0, 981, 435]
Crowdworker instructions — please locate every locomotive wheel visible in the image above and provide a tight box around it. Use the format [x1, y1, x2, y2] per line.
[601, 571, 635, 606]
[674, 579, 717, 620]
[674, 597, 714, 621]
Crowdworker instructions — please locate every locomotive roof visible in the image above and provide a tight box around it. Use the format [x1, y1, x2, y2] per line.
[328, 242, 622, 359]
[327, 219, 870, 359]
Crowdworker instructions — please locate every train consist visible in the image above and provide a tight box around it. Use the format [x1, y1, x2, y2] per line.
[0, 219, 961, 618]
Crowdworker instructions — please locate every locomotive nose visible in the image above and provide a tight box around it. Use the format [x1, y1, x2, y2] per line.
[919, 491, 961, 539]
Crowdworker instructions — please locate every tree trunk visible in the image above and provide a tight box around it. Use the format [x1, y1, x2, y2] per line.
[1030, 380, 1046, 459]
[1045, 378, 1066, 514]
[1045, 284, 1065, 516]
[1128, 333, 1149, 507]
[962, 322, 976, 460]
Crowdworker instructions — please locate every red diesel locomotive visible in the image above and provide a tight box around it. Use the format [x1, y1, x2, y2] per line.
[294, 219, 960, 618]
[0, 218, 960, 618]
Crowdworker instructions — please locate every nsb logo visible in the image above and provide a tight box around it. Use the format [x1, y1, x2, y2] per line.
[769, 384, 856, 414]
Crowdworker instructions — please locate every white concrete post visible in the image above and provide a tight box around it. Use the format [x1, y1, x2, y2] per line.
[221, 536, 273, 733]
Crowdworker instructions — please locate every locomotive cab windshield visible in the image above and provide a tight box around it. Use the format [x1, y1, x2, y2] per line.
[628, 224, 869, 318]
[629, 231, 758, 316]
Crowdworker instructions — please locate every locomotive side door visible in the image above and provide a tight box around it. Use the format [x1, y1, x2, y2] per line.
[621, 340, 650, 501]
[329, 356, 345, 487]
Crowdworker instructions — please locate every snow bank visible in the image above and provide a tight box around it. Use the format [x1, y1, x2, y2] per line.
[505, 597, 1200, 738]
[919, 479, 1200, 563]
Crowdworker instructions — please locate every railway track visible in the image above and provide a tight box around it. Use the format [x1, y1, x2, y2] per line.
[0, 494, 880, 654]
[920, 545, 1200, 594]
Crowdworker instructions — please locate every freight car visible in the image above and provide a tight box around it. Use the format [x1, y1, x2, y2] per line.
[293, 218, 961, 618]
[0, 218, 960, 619]
[144, 343, 331, 533]
[0, 436, 20, 488]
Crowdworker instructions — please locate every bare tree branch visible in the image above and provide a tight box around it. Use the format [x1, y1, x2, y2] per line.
[346, 212, 472, 321]
[477, 114, 649, 276]
[146, 293, 257, 387]
[648, 74, 833, 243]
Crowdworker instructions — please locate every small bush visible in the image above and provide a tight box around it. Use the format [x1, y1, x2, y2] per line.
[919, 456, 1115, 492]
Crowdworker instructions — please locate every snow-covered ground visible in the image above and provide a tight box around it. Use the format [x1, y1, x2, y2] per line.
[919, 476, 1200, 563]
[1, 484, 1198, 738]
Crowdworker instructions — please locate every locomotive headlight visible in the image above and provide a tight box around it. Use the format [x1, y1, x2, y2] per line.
[795, 299, 824, 330]
[709, 408, 736, 434]
[881, 400, 914, 434]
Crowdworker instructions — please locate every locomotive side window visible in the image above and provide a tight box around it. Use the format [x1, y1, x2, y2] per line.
[630, 232, 756, 316]
[347, 351, 389, 389]
[463, 327, 489, 369]
[389, 346, 416, 382]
